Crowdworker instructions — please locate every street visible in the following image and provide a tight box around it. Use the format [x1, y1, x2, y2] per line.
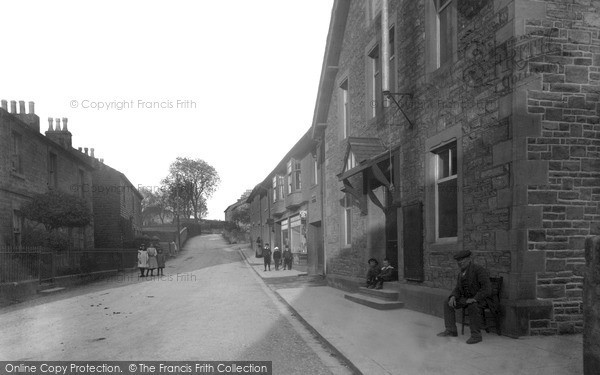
[0, 235, 352, 375]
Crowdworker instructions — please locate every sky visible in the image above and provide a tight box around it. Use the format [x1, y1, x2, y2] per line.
[1, 0, 334, 220]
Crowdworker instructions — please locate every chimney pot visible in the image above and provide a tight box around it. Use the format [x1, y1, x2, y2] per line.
[55, 118, 61, 131]
[48, 117, 54, 131]
[62, 117, 68, 131]
[84, 147, 88, 155]
[78, 147, 82, 152]
[28, 101, 35, 114]
[10, 100, 17, 113]
[91, 148, 95, 157]
[100, 158, 104, 163]
[18, 101, 25, 114]
[1, 100, 7, 111]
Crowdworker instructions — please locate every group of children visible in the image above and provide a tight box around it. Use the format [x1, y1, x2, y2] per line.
[137, 243, 166, 277]
[366, 258, 395, 289]
[261, 243, 293, 271]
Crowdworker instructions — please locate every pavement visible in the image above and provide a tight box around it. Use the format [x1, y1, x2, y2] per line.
[239, 245, 584, 375]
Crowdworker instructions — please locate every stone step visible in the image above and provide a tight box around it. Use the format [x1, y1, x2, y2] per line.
[358, 287, 400, 301]
[344, 293, 404, 310]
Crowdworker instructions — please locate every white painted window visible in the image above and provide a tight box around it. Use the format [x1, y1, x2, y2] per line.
[346, 151, 357, 172]
[434, 143, 457, 239]
[340, 78, 349, 138]
[368, 45, 381, 118]
[435, 0, 455, 68]
[343, 195, 352, 246]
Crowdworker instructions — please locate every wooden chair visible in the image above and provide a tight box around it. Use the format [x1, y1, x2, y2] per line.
[461, 276, 503, 336]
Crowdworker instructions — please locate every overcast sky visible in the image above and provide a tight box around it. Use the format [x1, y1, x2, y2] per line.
[2, 0, 334, 220]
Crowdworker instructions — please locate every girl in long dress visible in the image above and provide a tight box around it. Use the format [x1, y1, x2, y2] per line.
[137, 245, 148, 277]
[146, 243, 159, 276]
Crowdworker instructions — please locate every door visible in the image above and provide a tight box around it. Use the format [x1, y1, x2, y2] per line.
[403, 201, 424, 281]
[385, 207, 398, 276]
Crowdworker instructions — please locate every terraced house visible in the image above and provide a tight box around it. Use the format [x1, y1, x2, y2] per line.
[299, 0, 600, 337]
[247, 130, 325, 274]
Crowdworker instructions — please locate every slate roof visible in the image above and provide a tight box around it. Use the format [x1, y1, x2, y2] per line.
[346, 137, 386, 164]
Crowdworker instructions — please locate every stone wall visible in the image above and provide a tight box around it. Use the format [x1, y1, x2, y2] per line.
[0, 108, 95, 248]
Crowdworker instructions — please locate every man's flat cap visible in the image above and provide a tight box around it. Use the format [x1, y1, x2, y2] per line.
[453, 250, 472, 260]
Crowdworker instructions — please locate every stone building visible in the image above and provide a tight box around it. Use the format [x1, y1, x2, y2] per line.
[0, 100, 95, 249]
[224, 189, 252, 222]
[305, 0, 599, 336]
[89, 160, 143, 248]
[247, 130, 325, 274]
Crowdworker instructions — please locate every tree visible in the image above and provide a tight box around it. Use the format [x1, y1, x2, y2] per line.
[140, 186, 172, 225]
[163, 157, 220, 222]
[21, 191, 92, 231]
[230, 203, 250, 229]
[21, 191, 92, 250]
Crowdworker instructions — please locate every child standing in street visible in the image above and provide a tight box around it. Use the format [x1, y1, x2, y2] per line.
[137, 244, 148, 277]
[273, 246, 282, 270]
[156, 248, 166, 276]
[263, 243, 272, 271]
[146, 242, 158, 277]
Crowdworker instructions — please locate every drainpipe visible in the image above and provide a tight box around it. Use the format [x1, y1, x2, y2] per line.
[381, 0, 390, 94]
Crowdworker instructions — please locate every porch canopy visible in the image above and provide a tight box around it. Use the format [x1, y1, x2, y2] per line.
[337, 137, 398, 213]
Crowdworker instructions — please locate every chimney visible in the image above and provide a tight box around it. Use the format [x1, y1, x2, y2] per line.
[1, 100, 7, 111]
[100, 158, 104, 163]
[13, 100, 41, 132]
[10, 101, 16, 113]
[78, 147, 82, 152]
[90, 148, 95, 157]
[48, 118, 54, 131]
[84, 147, 88, 155]
[45, 116, 72, 149]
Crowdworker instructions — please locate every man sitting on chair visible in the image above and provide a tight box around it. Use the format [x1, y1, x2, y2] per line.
[437, 250, 492, 344]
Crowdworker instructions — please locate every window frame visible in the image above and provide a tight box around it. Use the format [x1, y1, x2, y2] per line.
[11, 131, 22, 173]
[340, 78, 349, 139]
[293, 159, 302, 191]
[368, 44, 382, 119]
[434, 0, 456, 69]
[343, 195, 353, 247]
[48, 152, 58, 190]
[433, 142, 458, 241]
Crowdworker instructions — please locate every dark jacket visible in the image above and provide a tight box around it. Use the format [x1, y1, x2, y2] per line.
[263, 248, 272, 261]
[283, 250, 292, 260]
[451, 262, 492, 304]
[273, 249, 282, 260]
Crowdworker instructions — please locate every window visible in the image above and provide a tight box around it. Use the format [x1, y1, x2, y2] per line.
[13, 210, 22, 248]
[312, 155, 318, 186]
[343, 195, 353, 246]
[434, 143, 457, 239]
[340, 78, 349, 138]
[78, 169, 85, 198]
[388, 26, 396, 93]
[277, 175, 285, 200]
[346, 151, 357, 172]
[272, 176, 277, 203]
[48, 152, 58, 189]
[294, 159, 302, 191]
[435, 0, 456, 68]
[368, 45, 382, 118]
[11, 132, 22, 173]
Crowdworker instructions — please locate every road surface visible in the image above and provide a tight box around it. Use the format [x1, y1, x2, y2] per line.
[0, 235, 351, 374]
